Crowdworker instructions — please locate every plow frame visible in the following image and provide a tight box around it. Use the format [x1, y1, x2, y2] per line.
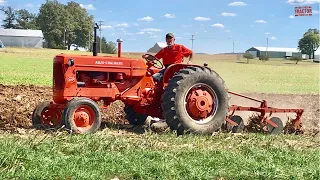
[226, 91, 304, 129]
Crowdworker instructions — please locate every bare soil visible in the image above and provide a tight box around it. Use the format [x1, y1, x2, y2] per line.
[0, 84, 319, 133]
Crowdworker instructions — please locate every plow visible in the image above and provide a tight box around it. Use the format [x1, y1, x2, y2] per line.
[224, 91, 304, 134]
[31, 24, 305, 135]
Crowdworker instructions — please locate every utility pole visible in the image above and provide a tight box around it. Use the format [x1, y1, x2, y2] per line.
[191, 35, 195, 50]
[266, 37, 269, 57]
[64, 29, 66, 49]
[233, 41, 235, 54]
[88, 30, 90, 52]
[98, 20, 104, 53]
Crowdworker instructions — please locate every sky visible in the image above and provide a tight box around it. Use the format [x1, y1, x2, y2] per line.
[0, 0, 319, 54]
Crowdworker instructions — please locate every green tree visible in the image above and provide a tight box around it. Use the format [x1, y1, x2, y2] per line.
[37, 0, 94, 49]
[298, 28, 320, 59]
[0, 6, 17, 28]
[37, 0, 68, 48]
[64, 1, 94, 50]
[95, 36, 117, 54]
[15, 9, 38, 29]
[243, 52, 254, 64]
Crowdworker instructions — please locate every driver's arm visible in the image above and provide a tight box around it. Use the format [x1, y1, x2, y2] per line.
[154, 48, 164, 60]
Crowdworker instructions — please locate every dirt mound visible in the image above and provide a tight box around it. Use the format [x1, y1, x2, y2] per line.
[0, 85, 319, 133]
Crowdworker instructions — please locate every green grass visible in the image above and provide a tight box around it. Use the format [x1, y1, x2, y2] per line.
[0, 130, 319, 180]
[0, 47, 319, 94]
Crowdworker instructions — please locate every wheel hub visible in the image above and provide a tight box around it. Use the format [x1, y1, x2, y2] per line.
[73, 106, 94, 128]
[41, 108, 62, 126]
[75, 112, 90, 127]
[186, 88, 214, 119]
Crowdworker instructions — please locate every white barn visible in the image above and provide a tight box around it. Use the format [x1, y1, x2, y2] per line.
[0, 29, 44, 48]
[147, 42, 167, 53]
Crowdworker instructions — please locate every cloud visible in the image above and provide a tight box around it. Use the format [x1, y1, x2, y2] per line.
[255, 20, 267, 23]
[313, 10, 319, 14]
[270, 36, 277, 40]
[137, 16, 153, 21]
[228, 1, 247, 6]
[194, 16, 211, 21]
[221, 12, 237, 17]
[211, 23, 224, 28]
[164, 13, 175, 18]
[140, 28, 161, 32]
[289, 15, 295, 19]
[101, 25, 113, 29]
[80, 4, 96, 10]
[265, 32, 271, 35]
[226, 30, 231, 32]
[25, 3, 34, 8]
[286, 0, 320, 4]
[181, 24, 192, 28]
[150, 35, 158, 38]
[0, 0, 6, 5]
[116, 23, 129, 28]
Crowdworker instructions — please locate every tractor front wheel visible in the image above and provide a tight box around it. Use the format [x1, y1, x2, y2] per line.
[161, 66, 230, 135]
[63, 97, 101, 134]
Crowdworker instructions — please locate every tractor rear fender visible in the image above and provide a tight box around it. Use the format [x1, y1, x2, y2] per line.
[162, 64, 207, 85]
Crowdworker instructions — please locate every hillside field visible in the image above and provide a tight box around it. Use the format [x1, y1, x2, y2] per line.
[0, 47, 319, 179]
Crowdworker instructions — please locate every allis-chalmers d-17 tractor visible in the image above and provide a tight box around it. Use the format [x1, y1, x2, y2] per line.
[32, 24, 230, 135]
[32, 24, 304, 135]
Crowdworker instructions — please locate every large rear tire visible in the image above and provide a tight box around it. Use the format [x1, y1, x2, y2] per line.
[62, 97, 101, 134]
[124, 105, 148, 125]
[161, 66, 230, 135]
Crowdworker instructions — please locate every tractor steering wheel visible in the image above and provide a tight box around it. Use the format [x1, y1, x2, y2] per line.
[142, 53, 164, 69]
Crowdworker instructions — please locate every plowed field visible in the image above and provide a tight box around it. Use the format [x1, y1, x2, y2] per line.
[0, 84, 319, 133]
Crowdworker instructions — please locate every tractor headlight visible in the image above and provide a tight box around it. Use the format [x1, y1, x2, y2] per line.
[68, 58, 74, 66]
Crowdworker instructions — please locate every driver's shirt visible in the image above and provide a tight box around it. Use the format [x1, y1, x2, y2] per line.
[154, 44, 193, 66]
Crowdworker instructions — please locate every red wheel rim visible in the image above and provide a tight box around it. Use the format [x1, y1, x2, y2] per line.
[73, 105, 95, 131]
[41, 108, 62, 126]
[185, 83, 218, 123]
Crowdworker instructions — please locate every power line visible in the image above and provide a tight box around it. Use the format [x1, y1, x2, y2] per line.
[191, 34, 195, 50]
[98, 20, 104, 53]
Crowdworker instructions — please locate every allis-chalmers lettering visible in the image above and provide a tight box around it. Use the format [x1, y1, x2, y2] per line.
[95, 61, 124, 65]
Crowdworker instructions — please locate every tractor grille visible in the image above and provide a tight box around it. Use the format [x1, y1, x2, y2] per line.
[53, 59, 64, 90]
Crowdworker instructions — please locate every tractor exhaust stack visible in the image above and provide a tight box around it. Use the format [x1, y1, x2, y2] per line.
[93, 23, 99, 56]
[117, 39, 123, 57]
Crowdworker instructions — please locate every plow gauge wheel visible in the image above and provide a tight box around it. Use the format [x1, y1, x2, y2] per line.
[226, 115, 244, 133]
[266, 117, 284, 135]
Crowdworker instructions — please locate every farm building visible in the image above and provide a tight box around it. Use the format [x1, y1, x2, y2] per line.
[0, 29, 44, 48]
[147, 42, 167, 53]
[246, 47, 304, 59]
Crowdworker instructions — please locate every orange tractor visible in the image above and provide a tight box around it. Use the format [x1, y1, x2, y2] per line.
[32, 24, 304, 135]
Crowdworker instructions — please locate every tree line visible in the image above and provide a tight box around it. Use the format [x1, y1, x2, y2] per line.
[0, 0, 117, 54]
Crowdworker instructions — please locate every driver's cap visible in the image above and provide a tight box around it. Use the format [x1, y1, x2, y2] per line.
[166, 33, 174, 38]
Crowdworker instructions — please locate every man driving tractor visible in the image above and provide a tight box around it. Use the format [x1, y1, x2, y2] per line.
[143, 32, 194, 82]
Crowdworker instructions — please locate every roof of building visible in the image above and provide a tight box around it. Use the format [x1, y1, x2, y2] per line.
[0, 29, 44, 37]
[155, 42, 167, 48]
[251, 46, 301, 52]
